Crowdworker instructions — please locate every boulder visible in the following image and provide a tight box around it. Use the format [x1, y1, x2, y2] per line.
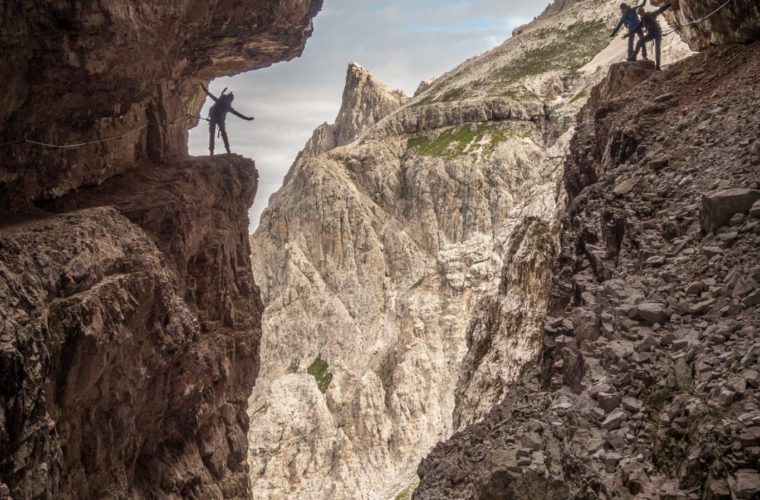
[601, 410, 627, 431]
[614, 177, 639, 196]
[730, 469, 760, 499]
[750, 200, 760, 219]
[634, 302, 671, 325]
[597, 392, 622, 413]
[700, 188, 760, 233]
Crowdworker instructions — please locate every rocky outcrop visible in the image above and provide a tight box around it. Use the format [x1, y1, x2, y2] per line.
[1, 157, 262, 499]
[302, 62, 408, 156]
[0, 0, 322, 211]
[415, 42, 760, 499]
[664, 0, 760, 51]
[0, 0, 322, 498]
[452, 216, 558, 429]
[247, 1, 690, 498]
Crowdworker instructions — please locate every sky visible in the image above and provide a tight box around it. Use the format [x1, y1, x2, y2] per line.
[188, 0, 553, 231]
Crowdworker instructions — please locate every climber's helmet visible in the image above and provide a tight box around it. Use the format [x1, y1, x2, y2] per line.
[620, 3, 629, 11]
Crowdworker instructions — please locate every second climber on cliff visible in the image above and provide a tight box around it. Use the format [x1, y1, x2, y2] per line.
[610, 0, 648, 61]
[201, 84, 254, 156]
[629, 1, 675, 70]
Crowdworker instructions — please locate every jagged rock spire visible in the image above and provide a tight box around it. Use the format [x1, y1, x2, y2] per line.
[302, 62, 408, 156]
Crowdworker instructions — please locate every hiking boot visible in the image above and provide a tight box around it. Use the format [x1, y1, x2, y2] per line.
[626, 56, 637, 62]
[209, 149, 214, 157]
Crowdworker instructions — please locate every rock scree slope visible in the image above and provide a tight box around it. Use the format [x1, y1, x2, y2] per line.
[248, 1, 690, 499]
[0, 1, 322, 498]
[415, 8, 760, 500]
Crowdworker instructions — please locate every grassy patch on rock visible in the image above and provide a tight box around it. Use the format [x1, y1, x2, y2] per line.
[407, 122, 529, 158]
[394, 479, 419, 500]
[494, 20, 608, 87]
[409, 275, 426, 290]
[307, 355, 333, 394]
[569, 89, 589, 104]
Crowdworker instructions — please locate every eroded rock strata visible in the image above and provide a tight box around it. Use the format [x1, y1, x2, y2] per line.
[0, 1, 322, 498]
[416, 41, 760, 500]
[248, 1, 690, 498]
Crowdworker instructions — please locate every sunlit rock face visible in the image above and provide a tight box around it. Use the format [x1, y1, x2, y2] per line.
[0, 1, 322, 498]
[302, 62, 409, 156]
[248, 1, 691, 498]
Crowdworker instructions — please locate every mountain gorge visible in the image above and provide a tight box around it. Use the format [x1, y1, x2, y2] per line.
[1, 0, 759, 498]
[247, 1, 692, 498]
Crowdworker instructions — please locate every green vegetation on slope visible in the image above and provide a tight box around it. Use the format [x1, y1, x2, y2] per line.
[407, 122, 530, 158]
[307, 355, 333, 394]
[409, 275, 426, 290]
[493, 20, 609, 86]
[395, 485, 414, 500]
[417, 18, 609, 105]
[569, 89, 589, 104]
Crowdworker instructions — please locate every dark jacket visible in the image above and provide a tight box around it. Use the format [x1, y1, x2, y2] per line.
[203, 88, 253, 123]
[612, 0, 647, 35]
[633, 4, 672, 37]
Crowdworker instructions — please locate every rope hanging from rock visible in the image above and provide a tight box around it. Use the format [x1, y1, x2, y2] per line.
[0, 114, 207, 150]
[662, 0, 734, 37]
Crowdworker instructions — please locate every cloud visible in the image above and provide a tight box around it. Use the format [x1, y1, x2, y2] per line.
[188, 0, 552, 230]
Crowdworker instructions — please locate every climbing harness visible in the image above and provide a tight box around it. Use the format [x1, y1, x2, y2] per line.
[0, 114, 207, 150]
[661, 0, 734, 37]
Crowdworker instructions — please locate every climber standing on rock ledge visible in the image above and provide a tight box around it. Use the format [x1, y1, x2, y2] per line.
[201, 84, 254, 156]
[611, 0, 649, 61]
[629, 1, 677, 70]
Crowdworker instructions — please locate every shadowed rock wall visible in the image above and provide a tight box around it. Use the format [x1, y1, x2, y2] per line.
[0, 1, 322, 498]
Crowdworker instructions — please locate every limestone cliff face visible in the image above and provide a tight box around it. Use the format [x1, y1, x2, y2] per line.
[302, 62, 409, 157]
[248, 2, 690, 498]
[0, 1, 322, 498]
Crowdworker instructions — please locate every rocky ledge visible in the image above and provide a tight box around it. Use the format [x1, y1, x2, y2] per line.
[415, 43, 760, 499]
[0, 0, 323, 210]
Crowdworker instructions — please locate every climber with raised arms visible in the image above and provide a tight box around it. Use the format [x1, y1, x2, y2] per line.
[611, 0, 648, 61]
[629, 1, 676, 70]
[201, 84, 254, 156]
